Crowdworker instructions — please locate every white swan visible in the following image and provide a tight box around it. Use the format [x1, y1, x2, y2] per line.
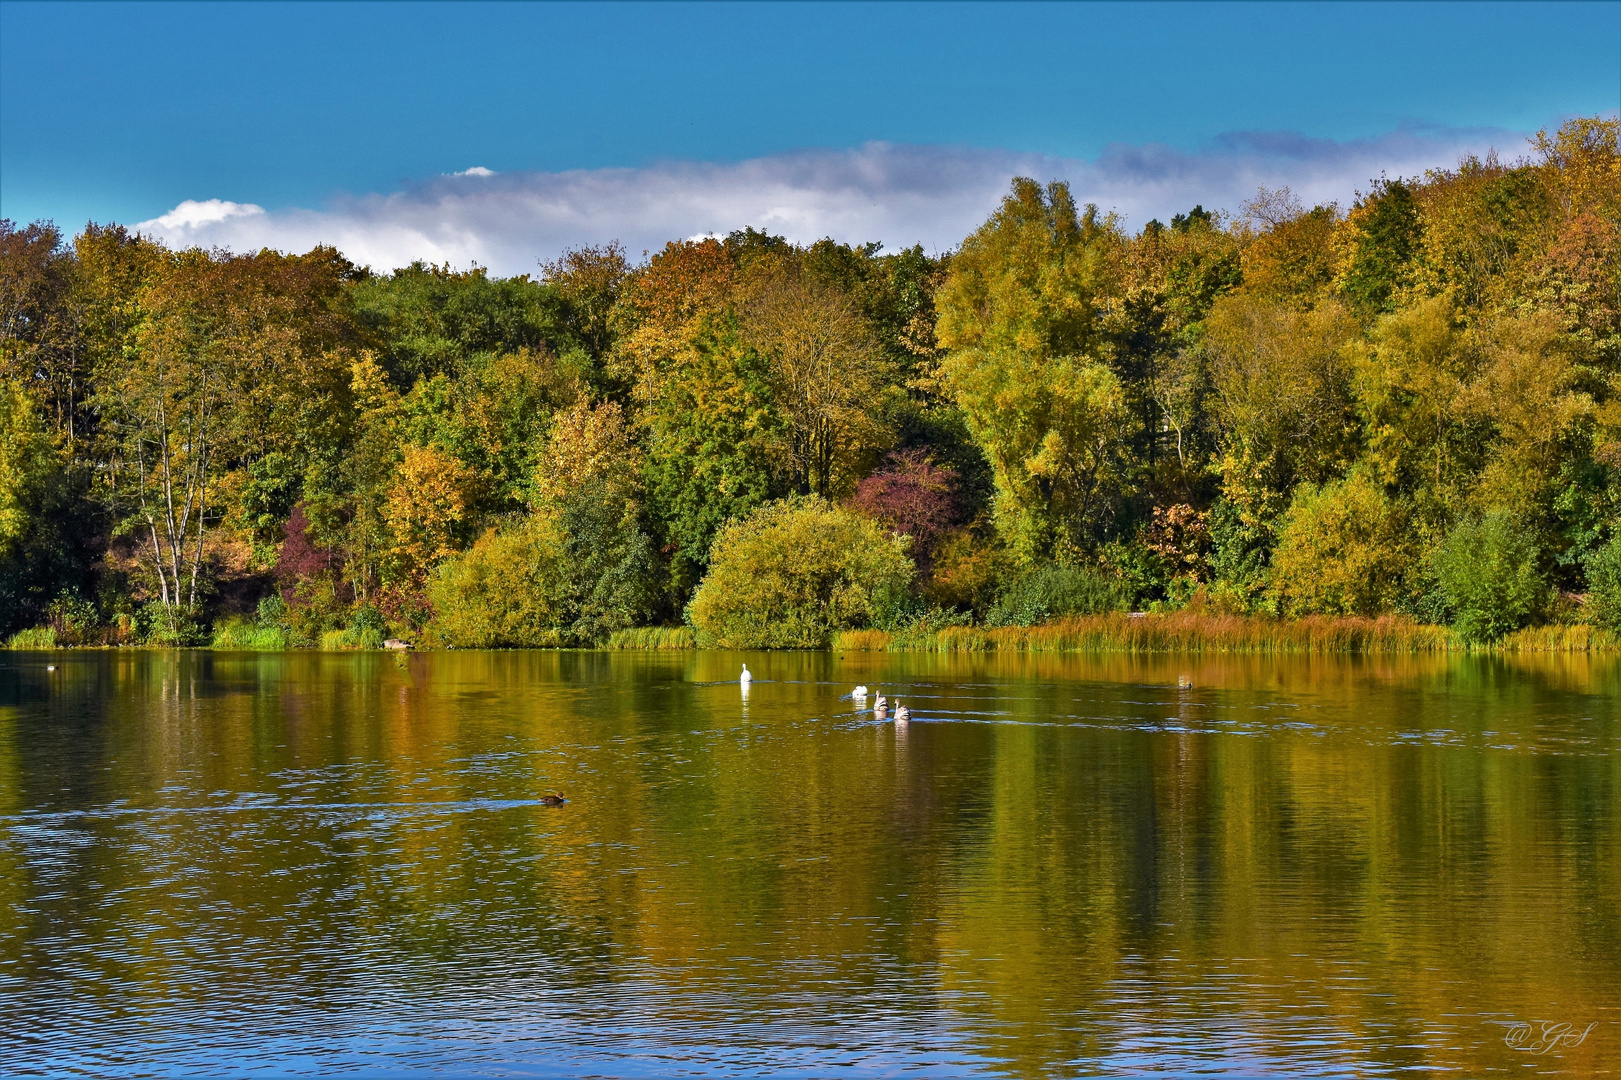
[853, 685, 869, 697]
[874, 694, 888, 710]
[894, 701, 911, 724]
[740, 664, 753, 685]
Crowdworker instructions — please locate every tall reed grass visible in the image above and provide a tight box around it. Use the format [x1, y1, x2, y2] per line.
[831, 628, 892, 651]
[841, 613, 1455, 654]
[1493, 623, 1621, 652]
[210, 617, 291, 651]
[4, 627, 58, 649]
[839, 614, 1621, 654]
[605, 626, 697, 650]
[319, 626, 385, 650]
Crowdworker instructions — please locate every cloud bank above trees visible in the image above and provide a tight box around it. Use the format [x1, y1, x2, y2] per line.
[136, 124, 1525, 274]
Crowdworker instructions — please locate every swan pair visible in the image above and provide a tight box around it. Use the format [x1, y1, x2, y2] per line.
[861, 687, 908, 724]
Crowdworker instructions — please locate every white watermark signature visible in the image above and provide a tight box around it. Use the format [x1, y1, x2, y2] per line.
[1504, 1021, 1596, 1055]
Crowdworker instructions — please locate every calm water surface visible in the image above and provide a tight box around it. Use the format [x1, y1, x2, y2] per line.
[0, 649, 1617, 1077]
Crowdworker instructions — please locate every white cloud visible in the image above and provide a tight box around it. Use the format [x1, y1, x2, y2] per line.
[453, 166, 495, 177]
[134, 124, 1528, 275]
[141, 198, 266, 231]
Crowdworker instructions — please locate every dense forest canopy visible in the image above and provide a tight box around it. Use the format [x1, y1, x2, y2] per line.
[2, 117, 1617, 647]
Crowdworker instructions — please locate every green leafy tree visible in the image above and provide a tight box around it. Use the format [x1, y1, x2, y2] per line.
[1433, 510, 1548, 642]
[688, 497, 915, 648]
[1338, 178, 1422, 316]
[0, 379, 82, 632]
[1582, 536, 1621, 632]
[350, 261, 571, 385]
[533, 398, 660, 638]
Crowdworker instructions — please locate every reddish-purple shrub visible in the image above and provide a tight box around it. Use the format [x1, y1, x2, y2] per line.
[848, 449, 960, 568]
[275, 504, 334, 593]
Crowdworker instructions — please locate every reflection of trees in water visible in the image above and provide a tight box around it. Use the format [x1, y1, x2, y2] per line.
[0, 649, 1615, 1076]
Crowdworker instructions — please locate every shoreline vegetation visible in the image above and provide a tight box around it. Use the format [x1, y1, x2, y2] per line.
[4, 118, 1619, 657]
[8, 614, 1618, 654]
[834, 614, 1621, 654]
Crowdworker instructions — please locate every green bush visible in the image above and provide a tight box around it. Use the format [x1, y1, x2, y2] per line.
[45, 594, 100, 645]
[137, 602, 208, 646]
[319, 625, 385, 650]
[430, 496, 660, 648]
[1433, 511, 1547, 643]
[5, 626, 57, 649]
[688, 497, 915, 648]
[284, 575, 350, 647]
[429, 517, 571, 648]
[985, 564, 1129, 627]
[1098, 539, 1169, 610]
[212, 594, 296, 650]
[1269, 472, 1417, 616]
[1206, 497, 1274, 613]
[211, 617, 290, 651]
[1583, 536, 1621, 632]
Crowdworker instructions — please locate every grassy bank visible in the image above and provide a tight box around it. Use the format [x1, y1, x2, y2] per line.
[13, 615, 1617, 654]
[835, 613, 1621, 654]
[605, 627, 697, 650]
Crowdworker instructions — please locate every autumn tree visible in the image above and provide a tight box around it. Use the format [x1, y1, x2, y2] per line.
[540, 242, 631, 368]
[741, 264, 892, 495]
[609, 239, 779, 598]
[936, 178, 1129, 562]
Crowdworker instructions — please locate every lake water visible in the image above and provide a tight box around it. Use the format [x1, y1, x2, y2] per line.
[0, 649, 1616, 1077]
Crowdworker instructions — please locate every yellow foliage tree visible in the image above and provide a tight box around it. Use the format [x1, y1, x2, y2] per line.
[384, 444, 475, 580]
[1205, 293, 1361, 519]
[0, 379, 54, 554]
[1270, 471, 1417, 616]
[427, 515, 569, 648]
[935, 178, 1129, 561]
[534, 398, 643, 515]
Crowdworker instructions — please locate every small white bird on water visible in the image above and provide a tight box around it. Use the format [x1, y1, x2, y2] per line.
[853, 685, 869, 698]
[894, 701, 911, 724]
[740, 664, 753, 685]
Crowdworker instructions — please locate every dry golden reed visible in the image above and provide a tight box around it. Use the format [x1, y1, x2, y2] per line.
[1493, 623, 1621, 652]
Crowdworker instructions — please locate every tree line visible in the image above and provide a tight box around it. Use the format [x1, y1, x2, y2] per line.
[1, 117, 1617, 648]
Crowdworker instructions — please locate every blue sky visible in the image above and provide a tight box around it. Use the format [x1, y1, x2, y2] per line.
[2, 1, 1617, 271]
